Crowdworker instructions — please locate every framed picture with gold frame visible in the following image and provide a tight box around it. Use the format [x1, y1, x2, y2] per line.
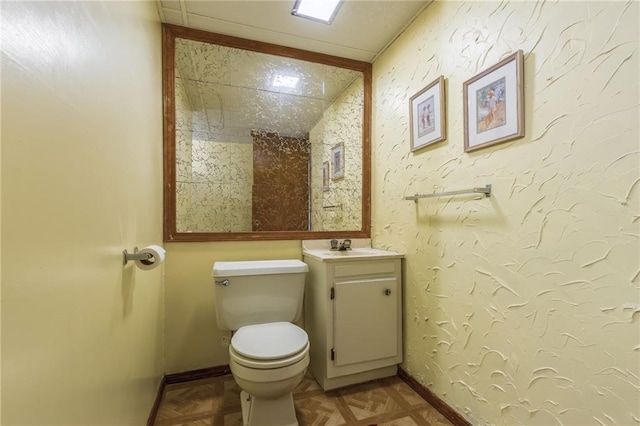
[331, 143, 344, 180]
[463, 50, 524, 152]
[322, 161, 330, 191]
[409, 76, 446, 152]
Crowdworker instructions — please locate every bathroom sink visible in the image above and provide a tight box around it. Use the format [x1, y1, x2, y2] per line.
[302, 239, 403, 261]
[318, 248, 384, 256]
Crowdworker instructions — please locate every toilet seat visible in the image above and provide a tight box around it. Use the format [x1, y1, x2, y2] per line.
[231, 322, 309, 370]
[230, 342, 309, 369]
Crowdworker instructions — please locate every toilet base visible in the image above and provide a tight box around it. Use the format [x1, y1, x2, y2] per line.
[240, 390, 298, 426]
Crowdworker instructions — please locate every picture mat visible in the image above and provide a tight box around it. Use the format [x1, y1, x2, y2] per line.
[466, 60, 518, 148]
[411, 83, 443, 149]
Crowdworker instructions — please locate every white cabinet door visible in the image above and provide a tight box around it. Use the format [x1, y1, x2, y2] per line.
[333, 277, 398, 367]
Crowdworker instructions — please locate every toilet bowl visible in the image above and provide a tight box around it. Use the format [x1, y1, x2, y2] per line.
[230, 322, 310, 425]
[212, 260, 310, 426]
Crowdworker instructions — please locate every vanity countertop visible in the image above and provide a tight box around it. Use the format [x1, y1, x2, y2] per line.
[302, 239, 404, 262]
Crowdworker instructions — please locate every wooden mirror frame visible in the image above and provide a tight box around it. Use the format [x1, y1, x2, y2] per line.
[162, 24, 371, 242]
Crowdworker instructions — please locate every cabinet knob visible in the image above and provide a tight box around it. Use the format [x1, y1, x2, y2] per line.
[384, 288, 391, 296]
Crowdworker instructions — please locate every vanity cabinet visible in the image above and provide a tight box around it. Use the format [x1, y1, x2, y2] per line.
[303, 254, 403, 390]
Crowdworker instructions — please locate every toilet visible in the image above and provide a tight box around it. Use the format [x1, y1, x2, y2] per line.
[212, 259, 310, 426]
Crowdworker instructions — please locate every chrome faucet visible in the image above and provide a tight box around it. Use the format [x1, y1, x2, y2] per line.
[330, 239, 352, 251]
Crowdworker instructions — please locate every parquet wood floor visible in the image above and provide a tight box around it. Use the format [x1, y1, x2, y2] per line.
[153, 373, 453, 426]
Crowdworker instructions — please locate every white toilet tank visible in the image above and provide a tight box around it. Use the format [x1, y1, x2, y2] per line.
[212, 259, 308, 331]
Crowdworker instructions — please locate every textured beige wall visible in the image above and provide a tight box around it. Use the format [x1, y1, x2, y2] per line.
[175, 73, 194, 232]
[1, 1, 164, 424]
[176, 139, 253, 233]
[164, 241, 301, 373]
[310, 77, 364, 231]
[0, 23, 3, 417]
[175, 66, 254, 233]
[372, 1, 639, 425]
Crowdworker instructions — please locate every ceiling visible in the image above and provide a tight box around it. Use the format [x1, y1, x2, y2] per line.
[175, 37, 363, 142]
[156, 0, 431, 62]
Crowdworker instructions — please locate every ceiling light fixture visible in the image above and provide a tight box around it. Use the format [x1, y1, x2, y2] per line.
[272, 74, 300, 88]
[291, 0, 343, 24]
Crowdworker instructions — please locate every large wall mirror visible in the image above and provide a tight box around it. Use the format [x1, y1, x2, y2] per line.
[162, 24, 371, 241]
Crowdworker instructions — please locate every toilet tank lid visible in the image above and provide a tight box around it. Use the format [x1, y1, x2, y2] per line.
[212, 259, 308, 277]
